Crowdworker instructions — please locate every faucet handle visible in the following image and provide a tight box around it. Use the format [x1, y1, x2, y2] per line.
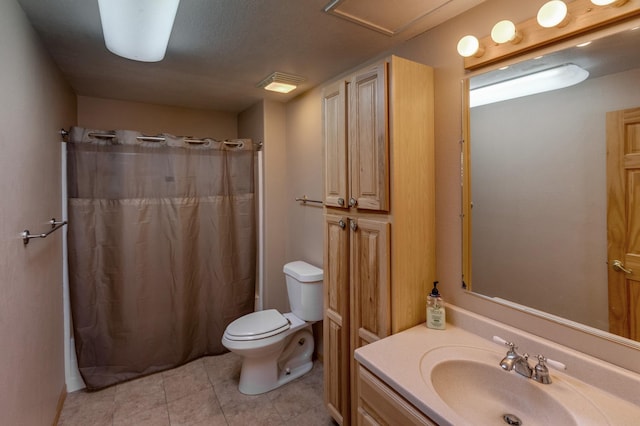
[538, 354, 566, 371]
[532, 355, 566, 384]
[492, 335, 517, 351]
[533, 355, 551, 384]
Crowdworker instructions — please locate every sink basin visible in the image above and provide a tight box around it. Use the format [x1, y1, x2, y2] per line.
[420, 346, 608, 426]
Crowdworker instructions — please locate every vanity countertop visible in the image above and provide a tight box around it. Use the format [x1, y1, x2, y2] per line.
[354, 305, 640, 426]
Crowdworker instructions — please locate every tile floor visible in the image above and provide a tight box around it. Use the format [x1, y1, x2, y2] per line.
[57, 352, 336, 426]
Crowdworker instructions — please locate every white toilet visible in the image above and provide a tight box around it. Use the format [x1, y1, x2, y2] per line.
[221, 261, 323, 395]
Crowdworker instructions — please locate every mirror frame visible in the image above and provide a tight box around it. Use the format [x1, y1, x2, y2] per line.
[461, 2, 640, 350]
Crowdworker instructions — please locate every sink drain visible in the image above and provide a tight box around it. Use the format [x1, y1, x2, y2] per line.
[503, 413, 522, 425]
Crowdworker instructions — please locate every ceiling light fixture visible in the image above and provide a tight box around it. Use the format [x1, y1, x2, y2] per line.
[470, 64, 589, 107]
[257, 72, 306, 94]
[537, 1, 570, 28]
[98, 0, 181, 62]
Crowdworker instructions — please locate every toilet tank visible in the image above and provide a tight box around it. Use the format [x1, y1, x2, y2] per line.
[283, 261, 323, 321]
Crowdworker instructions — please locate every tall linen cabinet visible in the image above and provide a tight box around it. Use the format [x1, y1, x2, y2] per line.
[322, 55, 436, 425]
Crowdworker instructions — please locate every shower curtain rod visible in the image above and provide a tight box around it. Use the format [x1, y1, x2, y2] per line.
[59, 128, 263, 149]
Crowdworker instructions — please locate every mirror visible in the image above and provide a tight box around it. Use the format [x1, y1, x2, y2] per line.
[463, 23, 640, 342]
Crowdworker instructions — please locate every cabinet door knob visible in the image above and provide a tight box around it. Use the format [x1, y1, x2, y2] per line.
[338, 219, 346, 229]
[338, 198, 345, 206]
[349, 197, 357, 207]
[350, 219, 358, 231]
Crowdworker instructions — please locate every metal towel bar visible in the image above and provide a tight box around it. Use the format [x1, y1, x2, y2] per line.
[22, 218, 67, 245]
[295, 195, 324, 205]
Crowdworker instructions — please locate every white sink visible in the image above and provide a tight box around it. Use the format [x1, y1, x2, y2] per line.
[355, 306, 640, 426]
[420, 346, 609, 426]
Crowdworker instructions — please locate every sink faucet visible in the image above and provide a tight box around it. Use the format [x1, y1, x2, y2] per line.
[494, 336, 566, 384]
[499, 341, 532, 378]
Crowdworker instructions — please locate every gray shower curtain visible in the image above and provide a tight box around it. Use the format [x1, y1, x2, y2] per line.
[66, 127, 256, 390]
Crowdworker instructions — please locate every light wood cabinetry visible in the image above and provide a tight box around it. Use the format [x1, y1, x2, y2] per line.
[357, 366, 436, 426]
[323, 63, 389, 211]
[323, 214, 350, 423]
[323, 81, 348, 209]
[322, 56, 436, 426]
[348, 63, 389, 211]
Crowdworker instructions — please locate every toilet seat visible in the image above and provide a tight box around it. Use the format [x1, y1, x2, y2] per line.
[224, 309, 290, 341]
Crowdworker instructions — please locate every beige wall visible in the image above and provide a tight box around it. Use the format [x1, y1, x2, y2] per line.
[284, 0, 640, 372]
[0, 1, 77, 424]
[261, 100, 289, 313]
[284, 88, 324, 269]
[78, 96, 238, 139]
[238, 101, 265, 309]
[239, 94, 323, 320]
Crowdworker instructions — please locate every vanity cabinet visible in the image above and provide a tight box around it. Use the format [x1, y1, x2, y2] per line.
[357, 366, 436, 426]
[322, 55, 436, 426]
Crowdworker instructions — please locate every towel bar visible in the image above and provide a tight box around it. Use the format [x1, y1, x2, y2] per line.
[22, 218, 67, 245]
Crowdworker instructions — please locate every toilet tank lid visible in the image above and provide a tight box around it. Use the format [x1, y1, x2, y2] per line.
[283, 261, 323, 282]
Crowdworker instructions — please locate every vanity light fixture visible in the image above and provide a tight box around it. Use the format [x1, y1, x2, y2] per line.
[491, 20, 522, 44]
[470, 63, 589, 107]
[590, 0, 629, 6]
[537, 1, 570, 28]
[457, 35, 484, 57]
[98, 0, 180, 62]
[257, 72, 306, 94]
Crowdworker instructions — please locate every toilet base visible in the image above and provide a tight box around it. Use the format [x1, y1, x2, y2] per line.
[239, 358, 313, 395]
[238, 329, 314, 395]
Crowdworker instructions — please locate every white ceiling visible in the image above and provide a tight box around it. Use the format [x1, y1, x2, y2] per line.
[16, 0, 484, 113]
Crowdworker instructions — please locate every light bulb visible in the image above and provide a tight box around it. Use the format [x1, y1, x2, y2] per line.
[590, 0, 628, 6]
[537, 1, 569, 28]
[457, 35, 484, 57]
[491, 20, 521, 44]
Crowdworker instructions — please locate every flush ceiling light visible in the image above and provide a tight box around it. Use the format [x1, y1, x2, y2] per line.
[98, 0, 180, 62]
[590, 0, 628, 6]
[491, 20, 522, 44]
[257, 72, 306, 94]
[470, 64, 589, 107]
[537, 1, 570, 28]
[457, 35, 484, 58]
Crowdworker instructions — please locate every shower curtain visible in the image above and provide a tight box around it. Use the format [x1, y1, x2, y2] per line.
[66, 127, 256, 390]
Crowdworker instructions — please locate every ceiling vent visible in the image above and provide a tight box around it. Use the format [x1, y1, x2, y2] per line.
[324, 0, 453, 36]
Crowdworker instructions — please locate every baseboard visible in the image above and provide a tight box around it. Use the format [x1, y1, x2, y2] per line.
[52, 384, 67, 426]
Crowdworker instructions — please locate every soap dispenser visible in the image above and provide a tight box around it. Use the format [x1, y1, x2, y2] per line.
[427, 281, 446, 330]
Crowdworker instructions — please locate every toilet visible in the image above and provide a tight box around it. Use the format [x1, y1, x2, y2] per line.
[221, 261, 323, 395]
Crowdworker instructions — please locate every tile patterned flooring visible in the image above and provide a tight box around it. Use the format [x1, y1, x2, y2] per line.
[58, 352, 336, 426]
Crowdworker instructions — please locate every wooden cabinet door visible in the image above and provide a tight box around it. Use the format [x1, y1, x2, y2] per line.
[349, 63, 389, 211]
[323, 80, 349, 209]
[349, 217, 390, 426]
[357, 366, 437, 426]
[324, 213, 351, 424]
[350, 217, 391, 349]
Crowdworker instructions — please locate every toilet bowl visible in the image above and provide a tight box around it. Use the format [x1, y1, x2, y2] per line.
[221, 261, 323, 395]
